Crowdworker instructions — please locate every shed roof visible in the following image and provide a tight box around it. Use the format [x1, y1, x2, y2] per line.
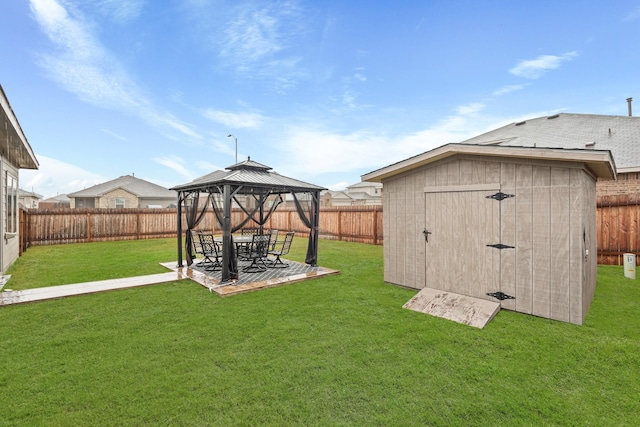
[171, 158, 326, 194]
[68, 175, 176, 198]
[361, 143, 616, 183]
[460, 113, 640, 172]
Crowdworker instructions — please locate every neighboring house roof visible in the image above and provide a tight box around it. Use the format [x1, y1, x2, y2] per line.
[362, 143, 616, 183]
[42, 194, 71, 203]
[460, 113, 640, 173]
[346, 181, 382, 190]
[346, 191, 380, 201]
[0, 85, 38, 170]
[328, 191, 351, 200]
[68, 175, 176, 198]
[19, 189, 42, 199]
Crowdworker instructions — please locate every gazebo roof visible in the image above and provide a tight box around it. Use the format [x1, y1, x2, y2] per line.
[171, 157, 326, 194]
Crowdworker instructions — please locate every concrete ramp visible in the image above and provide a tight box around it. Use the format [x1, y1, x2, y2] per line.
[403, 287, 500, 329]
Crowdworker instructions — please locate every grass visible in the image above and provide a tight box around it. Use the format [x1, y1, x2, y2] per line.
[1, 238, 639, 425]
[4, 238, 177, 290]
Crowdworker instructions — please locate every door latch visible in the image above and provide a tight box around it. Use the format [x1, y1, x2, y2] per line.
[422, 229, 432, 242]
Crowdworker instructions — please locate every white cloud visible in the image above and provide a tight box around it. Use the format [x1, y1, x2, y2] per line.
[30, 0, 143, 108]
[278, 113, 491, 178]
[203, 109, 265, 128]
[327, 181, 350, 191]
[195, 160, 224, 173]
[493, 83, 530, 96]
[509, 52, 578, 79]
[101, 128, 128, 141]
[353, 73, 367, 82]
[19, 155, 106, 199]
[29, 0, 200, 142]
[153, 156, 195, 181]
[94, 0, 146, 24]
[456, 103, 485, 115]
[188, 1, 310, 92]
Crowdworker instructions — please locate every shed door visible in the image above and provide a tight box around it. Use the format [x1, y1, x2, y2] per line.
[424, 187, 500, 301]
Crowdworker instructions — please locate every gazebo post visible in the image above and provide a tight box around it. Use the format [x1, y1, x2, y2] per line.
[176, 191, 184, 267]
[221, 183, 232, 282]
[311, 190, 320, 266]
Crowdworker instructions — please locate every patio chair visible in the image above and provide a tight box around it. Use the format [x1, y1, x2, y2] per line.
[190, 230, 204, 260]
[241, 227, 259, 236]
[197, 233, 223, 271]
[266, 229, 279, 250]
[267, 232, 294, 268]
[242, 233, 271, 273]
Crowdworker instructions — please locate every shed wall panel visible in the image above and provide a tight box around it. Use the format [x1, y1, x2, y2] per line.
[485, 161, 501, 184]
[569, 168, 585, 324]
[549, 168, 571, 322]
[583, 172, 598, 322]
[384, 179, 398, 285]
[515, 164, 534, 314]
[499, 162, 517, 311]
[532, 166, 552, 319]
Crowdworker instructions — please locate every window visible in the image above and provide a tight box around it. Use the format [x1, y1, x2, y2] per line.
[5, 172, 17, 234]
[115, 198, 126, 209]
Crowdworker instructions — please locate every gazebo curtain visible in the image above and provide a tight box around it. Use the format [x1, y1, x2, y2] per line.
[182, 192, 211, 265]
[292, 191, 320, 266]
[208, 188, 283, 232]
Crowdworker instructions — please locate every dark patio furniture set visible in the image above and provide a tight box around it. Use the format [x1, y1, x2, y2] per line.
[192, 230, 294, 274]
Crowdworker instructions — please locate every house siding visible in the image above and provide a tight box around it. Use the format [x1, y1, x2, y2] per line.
[597, 172, 640, 200]
[98, 189, 138, 209]
[2, 162, 20, 273]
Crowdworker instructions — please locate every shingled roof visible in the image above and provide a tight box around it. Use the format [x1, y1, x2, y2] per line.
[460, 113, 640, 172]
[68, 175, 176, 198]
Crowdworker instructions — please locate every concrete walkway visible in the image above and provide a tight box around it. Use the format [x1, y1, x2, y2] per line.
[0, 271, 187, 306]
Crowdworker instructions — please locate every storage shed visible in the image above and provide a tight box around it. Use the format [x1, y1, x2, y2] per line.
[362, 144, 616, 325]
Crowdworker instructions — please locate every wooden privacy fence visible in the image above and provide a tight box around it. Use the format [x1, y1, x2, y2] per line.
[20, 202, 634, 265]
[19, 205, 383, 252]
[597, 195, 640, 265]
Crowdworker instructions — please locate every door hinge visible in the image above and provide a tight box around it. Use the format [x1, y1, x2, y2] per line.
[486, 192, 515, 201]
[487, 291, 515, 301]
[486, 243, 515, 250]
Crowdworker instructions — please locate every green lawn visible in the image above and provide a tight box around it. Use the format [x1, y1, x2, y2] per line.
[1, 238, 639, 426]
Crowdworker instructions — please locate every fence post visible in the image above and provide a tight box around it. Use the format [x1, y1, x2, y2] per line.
[87, 212, 92, 242]
[373, 208, 378, 245]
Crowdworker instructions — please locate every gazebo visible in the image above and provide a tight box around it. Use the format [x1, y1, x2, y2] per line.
[170, 158, 326, 283]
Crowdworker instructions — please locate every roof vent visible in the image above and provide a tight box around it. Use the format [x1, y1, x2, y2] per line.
[547, 114, 560, 119]
[515, 121, 526, 126]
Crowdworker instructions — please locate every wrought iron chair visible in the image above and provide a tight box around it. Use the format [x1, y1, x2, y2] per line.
[241, 227, 259, 236]
[242, 233, 271, 273]
[266, 229, 279, 250]
[267, 232, 294, 268]
[190, 230, 204, 260]
[197, 233, 223, 271]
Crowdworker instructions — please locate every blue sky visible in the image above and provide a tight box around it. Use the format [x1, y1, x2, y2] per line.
[3, 0, 640, 199]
